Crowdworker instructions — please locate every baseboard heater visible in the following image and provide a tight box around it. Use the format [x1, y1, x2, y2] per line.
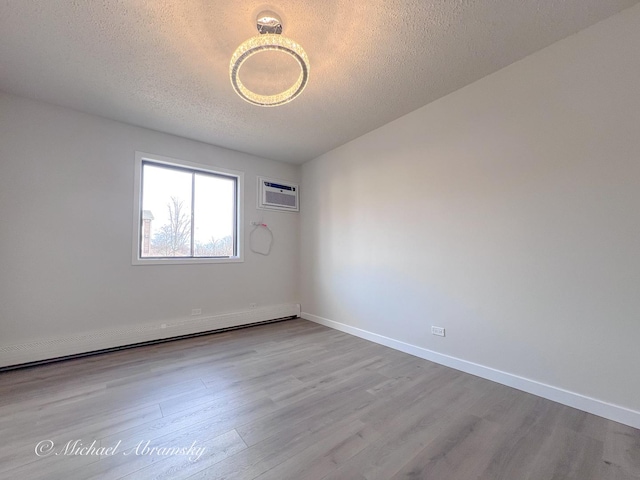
[0, 316, 297, 372]
[0, 303, 301, 370]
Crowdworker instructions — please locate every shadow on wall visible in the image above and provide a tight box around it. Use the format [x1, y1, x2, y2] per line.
[325, 264, 555, 379]
[329, 263, 478, 342]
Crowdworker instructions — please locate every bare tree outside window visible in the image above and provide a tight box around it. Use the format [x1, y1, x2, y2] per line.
[195, 235, 234, 257]
[150, 197, 191, 256]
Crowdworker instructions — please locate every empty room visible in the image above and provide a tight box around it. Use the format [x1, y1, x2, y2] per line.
[1, 1, 639, 479]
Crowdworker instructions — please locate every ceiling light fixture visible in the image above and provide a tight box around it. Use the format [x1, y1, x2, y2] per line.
[230, 11, 310, 107]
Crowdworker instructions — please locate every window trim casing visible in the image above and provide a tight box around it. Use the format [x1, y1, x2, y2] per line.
[132, 151, 244, 265]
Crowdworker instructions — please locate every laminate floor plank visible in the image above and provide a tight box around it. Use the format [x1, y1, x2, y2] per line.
[237, 384, 379, 447]
[186, 396, 384, 480]
[1, 318, 638, 480]
[388, 414, 504, 480]
[2, 447, 101, 480]
[110, 429, 246, 480]
[323, 378, 491, 480]
[252, 420, 377, 480]
[99, 395, 278, 452]
[0, 404, 163, 474]
[159, 375, 304, 418]
[523, 426, 604, 480]
[604, 422, 640, 476]
[271, 357, 386, 408]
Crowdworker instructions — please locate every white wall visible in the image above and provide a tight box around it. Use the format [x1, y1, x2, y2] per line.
[0, 93, 300, 347]
[301, 4, 640, 416]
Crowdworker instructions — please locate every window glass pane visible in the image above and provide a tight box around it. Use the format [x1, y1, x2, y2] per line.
[193, 173, 236, 257]
[141, 163, 192, 257]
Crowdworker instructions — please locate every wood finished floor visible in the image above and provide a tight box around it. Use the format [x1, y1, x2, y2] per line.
[1, 319, 639, 480]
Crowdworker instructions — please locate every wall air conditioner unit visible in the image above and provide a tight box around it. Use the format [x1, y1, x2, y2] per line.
[257, 177, 299, 212]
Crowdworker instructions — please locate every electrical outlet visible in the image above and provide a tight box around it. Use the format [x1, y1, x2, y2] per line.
[191, 308, 202, 316]
[431, 326, 445, 337]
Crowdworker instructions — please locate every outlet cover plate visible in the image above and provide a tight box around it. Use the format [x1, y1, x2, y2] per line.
[431, 326, 445, 337]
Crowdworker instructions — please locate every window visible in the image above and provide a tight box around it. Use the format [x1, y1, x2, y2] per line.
[133, 152, 243, 264]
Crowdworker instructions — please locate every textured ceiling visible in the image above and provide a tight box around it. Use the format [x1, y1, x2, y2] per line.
[0, 1, 638, 164]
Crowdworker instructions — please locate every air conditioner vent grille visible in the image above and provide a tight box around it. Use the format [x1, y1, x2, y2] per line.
[265, 191, 296, 207]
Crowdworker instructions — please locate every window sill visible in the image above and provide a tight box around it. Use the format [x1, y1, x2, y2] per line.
[132, 256, 244, 266]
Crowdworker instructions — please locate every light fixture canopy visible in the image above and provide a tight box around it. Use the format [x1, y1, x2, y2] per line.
[230, 11, 310, 107]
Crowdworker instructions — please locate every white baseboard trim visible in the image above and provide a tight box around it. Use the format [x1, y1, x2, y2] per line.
[302, 312, 640, 429]
[0, 304, 300, 368]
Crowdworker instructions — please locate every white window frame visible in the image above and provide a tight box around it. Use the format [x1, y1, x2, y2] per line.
[132, 151, 244, 265]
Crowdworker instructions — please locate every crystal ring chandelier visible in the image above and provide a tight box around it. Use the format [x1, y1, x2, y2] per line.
[230, 12, 310, 107]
